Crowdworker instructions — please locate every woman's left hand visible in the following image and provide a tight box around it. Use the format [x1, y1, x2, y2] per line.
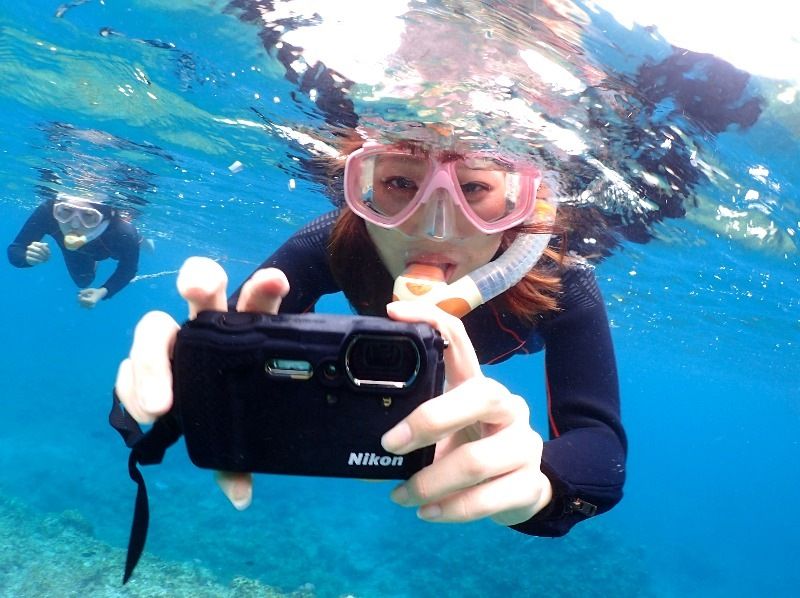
[382, 300, 553, 527]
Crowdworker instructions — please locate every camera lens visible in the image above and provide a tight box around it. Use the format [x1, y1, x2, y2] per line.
[345, 335, 420, 389]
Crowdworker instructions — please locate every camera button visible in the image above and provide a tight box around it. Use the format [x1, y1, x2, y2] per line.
[220, 312, 262, 329]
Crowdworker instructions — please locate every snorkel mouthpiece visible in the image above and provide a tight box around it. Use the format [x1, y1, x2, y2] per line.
[393, 263, 483, 318]
[63, 233, 88, 250]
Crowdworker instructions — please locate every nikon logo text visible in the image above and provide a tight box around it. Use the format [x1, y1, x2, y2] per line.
[348, 452, 404, 467]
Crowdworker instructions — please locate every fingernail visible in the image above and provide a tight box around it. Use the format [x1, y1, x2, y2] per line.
[215, 472, 252, 510]
[390, 484, 411, 506]
[229, 480, 252, 510]
[230, 495, 252, 511]
[381, 422, 412, 453]
[418, 504, 442, 520]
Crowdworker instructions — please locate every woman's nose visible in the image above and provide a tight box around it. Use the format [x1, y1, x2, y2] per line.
[401, 188, 458, 241]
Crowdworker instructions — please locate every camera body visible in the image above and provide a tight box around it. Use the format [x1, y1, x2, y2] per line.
[171, 311, 446, 480]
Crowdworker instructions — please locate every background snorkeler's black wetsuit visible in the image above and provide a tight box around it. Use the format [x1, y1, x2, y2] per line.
[7, 200, 140, 299]
[230, 210, 626, 537]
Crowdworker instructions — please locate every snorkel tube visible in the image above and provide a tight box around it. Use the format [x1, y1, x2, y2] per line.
[392, 198, 557, 317]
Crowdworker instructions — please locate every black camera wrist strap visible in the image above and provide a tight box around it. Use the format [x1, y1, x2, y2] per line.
[108, 391, 183, 583]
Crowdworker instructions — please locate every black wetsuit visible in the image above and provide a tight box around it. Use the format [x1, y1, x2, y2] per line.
[7, 200, 140, 299]
[231, 210, 627, 537]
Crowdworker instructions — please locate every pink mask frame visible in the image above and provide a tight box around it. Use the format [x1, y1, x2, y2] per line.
[344, 142, 542, 234]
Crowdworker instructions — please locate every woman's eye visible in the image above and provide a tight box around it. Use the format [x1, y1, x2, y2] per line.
[460, 181, 490, 196]
[384, 176, 418, 192]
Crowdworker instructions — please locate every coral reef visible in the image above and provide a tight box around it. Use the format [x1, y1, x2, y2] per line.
[0, 493, 315, 598]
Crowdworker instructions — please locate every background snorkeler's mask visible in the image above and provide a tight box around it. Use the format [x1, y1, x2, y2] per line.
[53, 200, 105, 229]
[344, 141, 556, 318]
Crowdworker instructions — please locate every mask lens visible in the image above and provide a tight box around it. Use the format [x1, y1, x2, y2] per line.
[348, 151, 428, 220]
[455, 157, 531, 227]
[53, 202, 74, 224]
[52, 202, 103, 228]
[77, 207, 104, 228]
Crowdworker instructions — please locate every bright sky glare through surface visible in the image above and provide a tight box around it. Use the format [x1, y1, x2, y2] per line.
[594, 0, 800, 82]
[270, 1, 799, 87]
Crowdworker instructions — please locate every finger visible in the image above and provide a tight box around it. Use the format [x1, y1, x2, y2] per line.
[382, 378, 527, 454]
[176, 257, 228, 318]
[214, 471, 253, 510]
[415, 466, 552, 524]
[115, 358, 153, 423]
[386, 300, 481, 387]
[129, 310, 180, 418]
[234, 267, 290, 314]
[391, 424, 540, 507]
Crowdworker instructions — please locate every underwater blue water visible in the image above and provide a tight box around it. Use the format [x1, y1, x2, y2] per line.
[1, 2, 799, 597]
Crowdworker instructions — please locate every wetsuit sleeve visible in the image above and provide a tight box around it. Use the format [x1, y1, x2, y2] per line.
[7, 203, 55, 268]
[228, 211, 342, 312]
[99, 219, 140, 299]
[512, 266, 627, 537]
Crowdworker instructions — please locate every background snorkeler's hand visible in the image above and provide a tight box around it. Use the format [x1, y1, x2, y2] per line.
[114, 256, 290, 511]
[382, 301, 553, 527]
[78, 287, 108, 308]
[25, 241, 50, 265]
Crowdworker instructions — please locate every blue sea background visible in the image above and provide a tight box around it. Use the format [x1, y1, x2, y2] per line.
[1, 2, 798, 597]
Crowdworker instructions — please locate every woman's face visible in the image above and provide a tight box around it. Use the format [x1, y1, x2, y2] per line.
[365, 219, 503, 282]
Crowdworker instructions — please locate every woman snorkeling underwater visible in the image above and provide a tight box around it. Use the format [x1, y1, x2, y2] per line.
[114, 130, 626, 536]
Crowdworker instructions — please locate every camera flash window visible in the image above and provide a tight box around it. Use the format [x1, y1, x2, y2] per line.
[265, 358, 314, 380]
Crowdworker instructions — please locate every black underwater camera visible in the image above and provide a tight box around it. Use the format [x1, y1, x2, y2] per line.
[171, 310, 446, 479]
[110, 311, 446, 582]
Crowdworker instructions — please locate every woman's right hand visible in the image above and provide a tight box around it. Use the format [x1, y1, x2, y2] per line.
[25, 241, 50, 265]
[114, 256, 290, 509]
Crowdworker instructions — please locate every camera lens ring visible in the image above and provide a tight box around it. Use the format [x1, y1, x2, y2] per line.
[344, 334, 421, 390]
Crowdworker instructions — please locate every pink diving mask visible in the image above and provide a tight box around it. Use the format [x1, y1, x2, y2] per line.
[344, 142, 542, 236]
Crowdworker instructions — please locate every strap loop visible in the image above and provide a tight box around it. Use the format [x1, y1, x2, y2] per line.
[109, 390, 183, 583]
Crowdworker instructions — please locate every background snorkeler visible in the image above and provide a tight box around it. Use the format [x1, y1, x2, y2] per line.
[7, 192, 141, 308]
